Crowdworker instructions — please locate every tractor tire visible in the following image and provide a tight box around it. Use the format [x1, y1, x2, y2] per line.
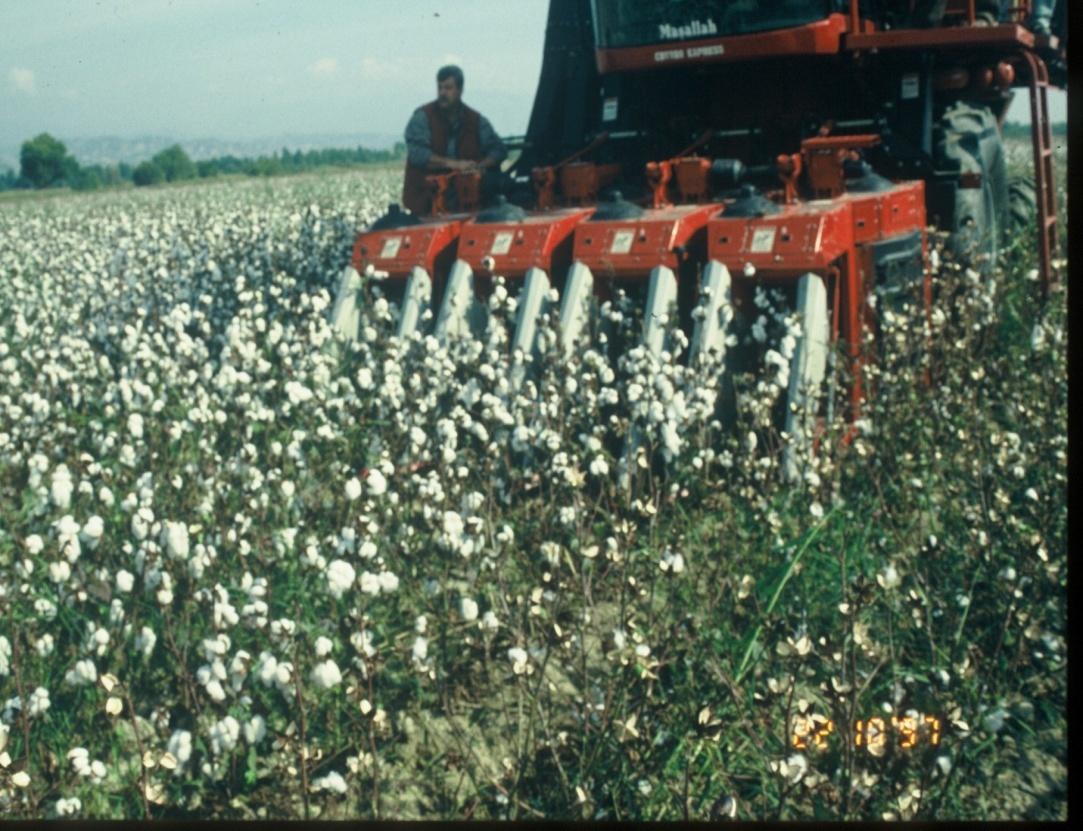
[1006, 175, 1038, 234]
[935, 101, 1009, 271]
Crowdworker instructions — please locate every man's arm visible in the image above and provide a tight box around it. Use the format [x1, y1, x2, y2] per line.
[405, 108, 435, 167]
[476, 115, 508, 172]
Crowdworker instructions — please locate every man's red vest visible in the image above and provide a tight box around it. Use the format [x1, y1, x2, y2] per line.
[402, 101, 482, 216]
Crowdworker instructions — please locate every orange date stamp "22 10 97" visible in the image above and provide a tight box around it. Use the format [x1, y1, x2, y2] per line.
[792, 714, 942, 754]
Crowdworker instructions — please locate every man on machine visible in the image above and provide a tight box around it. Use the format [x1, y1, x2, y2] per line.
[402, 65, 508, 215]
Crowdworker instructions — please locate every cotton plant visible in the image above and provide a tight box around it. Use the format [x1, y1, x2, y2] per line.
[0, 158, 1065, 819]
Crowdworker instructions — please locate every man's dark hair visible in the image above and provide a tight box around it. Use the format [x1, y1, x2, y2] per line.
[436, 64, 464, 90]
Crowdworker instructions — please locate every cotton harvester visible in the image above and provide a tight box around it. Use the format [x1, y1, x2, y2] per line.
[332, 0, 1064, 480]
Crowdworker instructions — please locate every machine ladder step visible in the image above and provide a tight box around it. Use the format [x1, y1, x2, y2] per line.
[1021, 50, 1060, 294]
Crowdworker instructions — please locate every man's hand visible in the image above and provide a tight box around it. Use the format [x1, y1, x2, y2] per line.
[426, 156, 483, 174]
[451, 159, 482, 174]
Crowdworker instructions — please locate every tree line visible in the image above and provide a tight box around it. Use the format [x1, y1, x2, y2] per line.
[1, 133, 406, 192]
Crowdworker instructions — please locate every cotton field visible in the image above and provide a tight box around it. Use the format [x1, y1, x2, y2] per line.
[0, 167, 1066, 820]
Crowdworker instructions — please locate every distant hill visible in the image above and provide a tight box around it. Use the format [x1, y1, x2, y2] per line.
[1, 132, 400, 172]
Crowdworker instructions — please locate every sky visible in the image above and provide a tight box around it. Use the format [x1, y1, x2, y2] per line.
[1, 0, 551, 157]
[1, 0, 1066, 167]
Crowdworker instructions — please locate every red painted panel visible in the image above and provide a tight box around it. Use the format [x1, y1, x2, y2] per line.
[707, 201, 854, 275]
[352, 217, 465, 279]
[572, 203, 719, 278]
[456, 208, 594, 279]
[595, 15, 848, 74]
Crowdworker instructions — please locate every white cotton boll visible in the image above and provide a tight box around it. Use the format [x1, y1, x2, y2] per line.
[25, 534, 44, 555]
[310, 659, 343, 689]
[168, 730, 193, 768]
[118, 444, 137, 468]
[51, 465, 74, 509]
[0, 636, 13, 676]
[35, 598, 58, 621]
[274, 661, 293, 689]
[99, 486, 115, 508]
[877, 564, 900, 590]
[443, 510, 465, 536]
[412, 636, 428, 662]
[256, 653, 279, 686]
[315, 636, 334, 657]
[661, 421, 681, 459]
[54, 797, 82, 816]
[312, 770, 348, 794]
[351, 630, 376, 658]
[325, 559, 356, 600]
[345, 477, 362, 501]
[783, 753, 808, 784]
[55, 515, 82, 563]
[49, 560, 72, 584]
[214, 597, 240, 628]
[336, 528, 357, 556]
[751, 316, 767, 342]
[366, 469, 387, 496]
[163, 521, 190, 560]
[660, 549, 685, 574]
[360, 571, 381, 596]
[377, 571, 399, 593]
[460, 597, 479, 621]
[508, 647, 529, 673]
[88, 626, 110, 657]
[589, 457, 609, 477]
[481, 610, 500, 631]
[127, 413, 144, 439]
[210, 716, 241, 754]
[1030, 323, 1046, 352]
[88, 759, 106, 783]
[135, 626, 157, 658]
[540, 541, 562, 566]
[244, 715, 266, 744]
[27, 686, 51, 717]
[131, 509, 151, 541]
[358, 540, 377, 560]
[62, 658, 97, 684]
[780, 334, 797, 360]
[204, 679, 227, 701]
[67, 747, 90, 774]
[35, 634, 55, 657]
[80, 515, 105, 545]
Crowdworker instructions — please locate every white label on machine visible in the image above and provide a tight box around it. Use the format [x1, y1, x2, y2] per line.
[491, 231, 515, 255]
[749, 226, 776, 253]
[602, 97, 619, 122]
[379, 236, 402, 259]
[900, 73, 920, 100]
[610, 229, 635, 254]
